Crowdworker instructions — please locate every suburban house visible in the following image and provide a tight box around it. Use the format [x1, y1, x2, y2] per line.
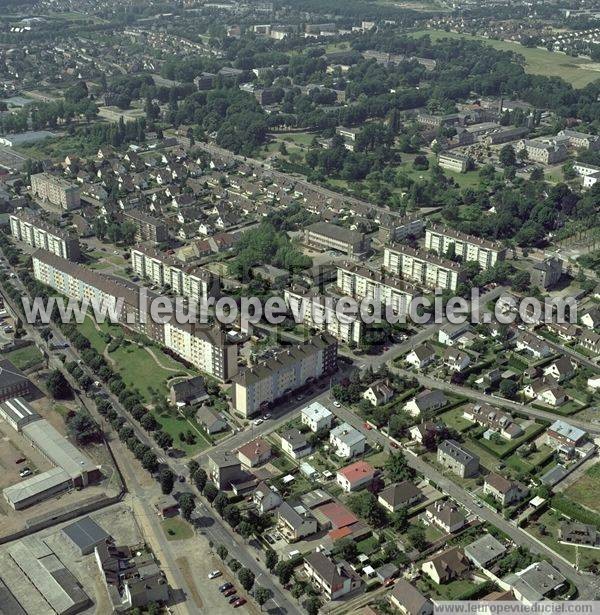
[154, 494, 179, 519]
[437, 440, 479, 478]
[277, 502, 318, 542]
[304, 551, 362, 601]
[237, 438, 272, 467]
[389, 580, 433, 615]
[546, 420, 587, 451]
[462, 404, 523, 440]
[523, 378, 568, 407]
[464, 534, 507, 569]
[559, 521, 598, 547]
[362, 380, 394, 406]
[301, 402, 334, 432]
[404, 389, 447, 417]
[484, 472, 528, 507]
[503, 562, 566, 604]
[378, 481, 422, 513]
[336, 460, 376, 492]
[196, 407, 228, 435]
[422, 547, 469, 584]
[425, 501, 466, 533]
[515, 332, 552, 359]
[207, 451, 244, 489]
[329, 423, 366, 458]
[253, 481, 282, 514]
[581, 308, 600, 329]
[443, 348, 471, 373]
[169, 376, 209, 405]
[280, 429, 313, 459]
[543, 356, 576, 383]
[405, 344, 436, 370]
[409, 422, 443, 445]
[438, 322, 472, 346]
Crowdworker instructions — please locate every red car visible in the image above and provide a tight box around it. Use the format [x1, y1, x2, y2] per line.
[390, 442, 399, 449]
[364, 422, 372, 430]
[234, 598, 247, 608]
[224, 588, 237, 597]
[384, 578, 396, 587]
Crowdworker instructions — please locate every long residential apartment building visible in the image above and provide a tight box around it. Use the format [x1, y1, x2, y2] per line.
[10, 209, 81, 261]
[425, 224, 505, 269]
[336, 262, 418, 316]
[516, 138, 568, 165]
[284, 287, 363, 344]
[30, 172, 80, 210]
[31, 250, 237, 381]
[232, 333, 338, 417]
[383, 244, 466, 291]
[123, 209, 169, 243]
[131, 244, 219, 304]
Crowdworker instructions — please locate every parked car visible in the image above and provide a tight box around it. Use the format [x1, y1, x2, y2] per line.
[219, 582, 233, 592]
[208, 570, 221, 579]
[223, 588, 237, 597]
[15, 457, 26, 464]
[253, 418, 263, 426]
[333, 401, 341, 408]
[233, 598, 247, 608]
[19, 468, 32, 478]
[228, 595, 239, 604]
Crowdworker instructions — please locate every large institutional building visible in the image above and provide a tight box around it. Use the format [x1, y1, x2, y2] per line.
[424, 224, 505, 270]
[232, 333, 338, 417]
[32, 250, 238, 381]
[131, 244, 219, 304]
[383, 244, 466, 291]
[304, 221, 370, 257]
[10, 209, 81, 261]
[30, 172, 80, 210]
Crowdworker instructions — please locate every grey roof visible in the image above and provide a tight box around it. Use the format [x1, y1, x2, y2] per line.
[0, 578, 26, 615]
[0, 360, 29, 389]
[207, 450, 240, 469]
[330, 422, 365, 447]
[22, 419, 98, 480]
[300, 489, 333, 509]
[505, 561, 566, 602]
[438, 439, 478, 465]
[465, 534, 506, 567]
[391, 579, 431, 615]
[277, 501, 314, 530]
[3, 467, 70, 506]
[0, 397, 40, 427]
[62, 516, 110, 552]
[378, 481, 421, 508]
[281, 428, 308, 449]
[305, 221, 365, 245]
[171, 376, 208, 402]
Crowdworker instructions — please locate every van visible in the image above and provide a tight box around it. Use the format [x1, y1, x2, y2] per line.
[288, 550, 300, 560]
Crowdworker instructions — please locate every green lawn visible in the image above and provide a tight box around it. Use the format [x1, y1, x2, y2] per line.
[409, 30, 600, 88]
[438, 406, 474, 433]
[505, 444, 555, 478]
[152, 407, 210, 455]
[162, 517, 194, 541]
[417, 577, 483, 600]
[565, 462, 600, 514]
[473, 423, 545, 458]
[2, 344, 44, 370]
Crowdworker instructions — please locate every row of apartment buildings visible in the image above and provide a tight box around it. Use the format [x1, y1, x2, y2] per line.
[232, 332, 338, 417]
[31, 172, 81, 210]
[131, 244, 219, 304]
[32, 250, 238, 381]
[10, 209, 81, 261]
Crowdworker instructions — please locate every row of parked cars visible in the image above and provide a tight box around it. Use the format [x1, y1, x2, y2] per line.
[208, 570, 247, 608]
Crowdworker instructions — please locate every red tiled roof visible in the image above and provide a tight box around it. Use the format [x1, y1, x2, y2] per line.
[337, 460, 375, 484]
[318, 502, 358, 529]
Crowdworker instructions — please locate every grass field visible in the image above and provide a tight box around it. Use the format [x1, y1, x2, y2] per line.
[409, 30, 600, 88]
[162, 517, 194, 541]
[2, 345, 44, 370]
[564, 462, 600, 514]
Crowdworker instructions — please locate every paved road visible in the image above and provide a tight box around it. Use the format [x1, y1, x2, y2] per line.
[325, 400, 600, 600]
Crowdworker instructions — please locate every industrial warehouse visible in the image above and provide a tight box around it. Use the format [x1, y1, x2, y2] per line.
[1, 397, 101, 510]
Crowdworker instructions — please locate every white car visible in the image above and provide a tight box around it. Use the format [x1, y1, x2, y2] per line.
[19, 468, 32, 478]
[262, 413, 271, 420]
[208, 570, 222, 579]
[333, 401, 341, 408]
[253, 418, 263, 426]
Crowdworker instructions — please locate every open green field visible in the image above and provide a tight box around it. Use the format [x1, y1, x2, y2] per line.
[564, 462, 600, 514]
[2, 344, 44, 370]
[409, 30, 600, 88]
[162, 517, 194, 541]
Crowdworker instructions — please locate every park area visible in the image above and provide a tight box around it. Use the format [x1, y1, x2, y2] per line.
[409, 30, 600, 88]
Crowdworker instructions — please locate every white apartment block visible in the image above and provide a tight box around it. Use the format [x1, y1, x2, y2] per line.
[131, 245, 219, 304]
[31, 173, 80, 210]
[284, 287, 363, 344]
[232, 333, 338, 418]
[438, 152, 469, 173]
[425, 224, 505, 270]
[383, 245, 466, 291]
[10, 210, 80, 261]
[336, 262, 418, 315]
[31, 250, 236, 381]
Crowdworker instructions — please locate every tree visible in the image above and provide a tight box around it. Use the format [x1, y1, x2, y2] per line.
[499, 379, 518, 399]
[275, 560, 294, 585]
[237, 520, 254, 540]
[159, 468, 175, 494]
[47, 369, 71, 399]
[238, 567, 255, 592]
[67, 410, 98, 444]
[385, 451, 414, 482]
[305, 596, 321, 615]
[179, 492, 195, 521]
[223, 504, 241, 528]
[204, 482, 219, 503]
[391, 507, 409, 532]
[216, 544, 228, 561]
[255, 586, 272, 611]
[188, 460, 199, 480]
[154, 430, 173, 449]
[142, 450, 159, 473]
[266, 549, 278, 572]
[213, 492, 229, 516]
[407, 525, 427, 551]
[499, 144, 517, 167]
[194, 468, 207, 492]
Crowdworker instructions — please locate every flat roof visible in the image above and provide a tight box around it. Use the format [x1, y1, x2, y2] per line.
[22, 419, 97, 480]
[3, 467, 70, 505]
[0, 396, 40, 426]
